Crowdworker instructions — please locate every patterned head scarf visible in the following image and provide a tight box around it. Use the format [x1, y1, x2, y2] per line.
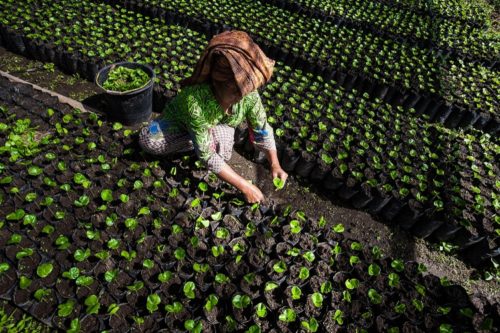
[181, 30, 275, 98]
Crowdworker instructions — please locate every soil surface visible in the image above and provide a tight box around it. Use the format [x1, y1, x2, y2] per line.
[1, 46, 498, 304]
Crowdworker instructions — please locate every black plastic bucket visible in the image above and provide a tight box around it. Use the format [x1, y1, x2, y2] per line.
[95, 62, 155, 125]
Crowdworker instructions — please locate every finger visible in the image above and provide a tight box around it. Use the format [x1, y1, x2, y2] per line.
[272, 171, 278, 179]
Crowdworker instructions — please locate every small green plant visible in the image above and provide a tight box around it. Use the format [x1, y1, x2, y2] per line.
[255, 303, 267, 318]
[368, 289, 382, 304]
[36, 263, 54, 278]
[146, 294, 161, 313]
[165, 301, 183, 314]
[291, 286, 302, 300]
[345, 278, 359, 290]
[183, 281, 196, 299]
[273, 177, 285, 190]
[273, 260, 287, 273]
[333, 309, 344, 325]
[84, 295, 100, 315]
[311, 292, 323, 307]
[204, 294, 218, 311]
[232, 294, 251, 309]
[184, 319, 203, 333]
[279, 308, 296, 322]
[301, 317, 319, 332]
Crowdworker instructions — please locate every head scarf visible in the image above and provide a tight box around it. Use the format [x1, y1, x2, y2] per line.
[181, 30, 275, 98]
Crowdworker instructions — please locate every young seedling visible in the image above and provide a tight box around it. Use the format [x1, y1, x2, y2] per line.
[273, 177, 285, 191]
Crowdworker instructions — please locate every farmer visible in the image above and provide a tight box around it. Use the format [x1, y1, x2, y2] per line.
[139, 30, 288, 203]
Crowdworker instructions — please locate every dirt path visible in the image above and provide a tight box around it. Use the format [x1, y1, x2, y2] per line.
[1, 47, 498, 304]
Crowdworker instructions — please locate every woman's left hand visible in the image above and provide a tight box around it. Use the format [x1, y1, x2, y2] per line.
[271, 165, 288, 183]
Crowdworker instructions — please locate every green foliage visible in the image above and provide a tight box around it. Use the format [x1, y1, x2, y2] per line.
[58, 299, 75, 317]
[84, 295, 100, 315]
[311, 292, 323, 307]
[345, 278, 359, 290]
[183, 281, 196, 299]
[146, 294, 161, 313]
[0, 304, 50, 333]
[102, 66, 150, 92]
[301, 317, 319, 332]
[255, 302, 267, 318]
[36, 263, 53, 278]
[232, 294, 251, 309]
[204, 294, 218, 311]
[279, 308, 296, 322]
[368, 288, 382, 304]
[273, 177, 285, 190]
[165, 301, 183, 313]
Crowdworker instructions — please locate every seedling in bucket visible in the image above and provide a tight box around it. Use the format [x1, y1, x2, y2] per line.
[96, 62, 155, 125]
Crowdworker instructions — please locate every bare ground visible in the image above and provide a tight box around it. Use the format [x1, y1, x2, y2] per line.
[1, 47, 498, 304]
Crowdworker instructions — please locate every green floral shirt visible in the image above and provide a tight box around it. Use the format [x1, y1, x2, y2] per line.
[162, 83, 275, 172]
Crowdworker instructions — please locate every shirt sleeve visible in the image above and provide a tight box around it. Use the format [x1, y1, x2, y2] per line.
[186, 94, 227, 174]
[245, 91, 276, 151]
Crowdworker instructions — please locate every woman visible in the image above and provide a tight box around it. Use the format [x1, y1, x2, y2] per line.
[139, 30, 287, 203]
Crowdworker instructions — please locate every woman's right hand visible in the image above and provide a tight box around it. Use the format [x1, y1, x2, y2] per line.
[243, 183, 264, 203]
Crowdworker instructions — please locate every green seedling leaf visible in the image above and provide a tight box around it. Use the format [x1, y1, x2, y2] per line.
[291, 286, 302, 300]
[174, 248, 186, 260]
[34, 288, 51, 302]
[36, 262, 54, 278]
[7, 233, 21, 245]
[333, 223, 344, 233]
[58, 300, 75, 317]
[204, 294, 218, 311]
[311, 292, 323, 307]
[279, 308, 296, 322]
[19, 276, 31, 289]
[215, 273, 229, 284]
[165, 301, 184, 313]
[104, 269, 118, 283]
[146, 294, 161, 313]
[100, 189, 113, 202]
[74, 248, 91, 262]
[127, 281, 144, 292]
[368, 288, 382, 304]
[138, 207, 150, 215]
[273, 260, 287, 273]
[299, 267, 310, 280]
[76, 276, 94, 287]
[255, 302, 267, 318]
[301, 318, 319, 332]
[62, 267, 80, 280]
[0, 263, 10, 274]
[158, 271, 173, 283]
[345, 278, 359, 290]
[333, 309, 344, 325]
[232, 294, 251, 309]
[6, 209, 25, 221]
[273, 177, 285, 190]
[28, 166, 43, 176]
[84, 295, 100, 315]
[183, 281, 196, 299]
[16, 248, 33, 259]
[108, 303, 120, 316]
[143, 259, 154, 269]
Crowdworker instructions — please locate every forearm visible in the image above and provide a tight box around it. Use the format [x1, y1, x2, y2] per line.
[265, 148, 280, 168]
[216, 163, 250, 193]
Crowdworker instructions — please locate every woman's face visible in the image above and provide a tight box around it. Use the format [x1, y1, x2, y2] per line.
[214, 79, 242, 107]
[211, 55, 242, 109]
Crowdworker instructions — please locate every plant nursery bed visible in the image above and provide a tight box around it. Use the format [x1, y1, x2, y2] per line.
[0, 66, 499, 333]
